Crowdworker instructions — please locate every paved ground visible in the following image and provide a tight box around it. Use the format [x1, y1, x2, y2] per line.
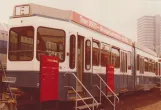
[17, 88, 161, 110]
[103, 88, 161, 110]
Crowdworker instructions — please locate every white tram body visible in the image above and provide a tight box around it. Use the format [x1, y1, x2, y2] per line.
[135, 42, 160, 90]
[5, 3, 160, 107]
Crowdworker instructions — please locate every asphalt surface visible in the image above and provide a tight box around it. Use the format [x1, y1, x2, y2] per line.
[17, 88, 161, 110]
[102, 88, 161, 110]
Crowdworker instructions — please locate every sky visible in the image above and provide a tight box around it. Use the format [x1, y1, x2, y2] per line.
[1, 0, 161, 41]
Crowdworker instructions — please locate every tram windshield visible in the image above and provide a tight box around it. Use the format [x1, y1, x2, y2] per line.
[36, 27, 65, 62]
[8, 26, 34, 61]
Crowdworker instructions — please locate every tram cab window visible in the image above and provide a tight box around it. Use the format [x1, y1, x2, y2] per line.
[69, 35, 76, 69]
[101, 43, 110, 67]
[36, 27, 65, 62]
[9, 26, 34, 61]
[85, 40, 91, 70]
[111, 47, 120, 68]
[92, 40, 100, 66]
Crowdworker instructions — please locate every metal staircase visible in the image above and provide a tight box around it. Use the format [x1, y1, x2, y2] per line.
[64, 72, 100, 110]
[0, 60, 14, 100]
[93, 73, 119, 110]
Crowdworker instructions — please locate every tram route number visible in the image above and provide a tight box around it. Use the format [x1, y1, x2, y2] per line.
[2, 76, 16, 83]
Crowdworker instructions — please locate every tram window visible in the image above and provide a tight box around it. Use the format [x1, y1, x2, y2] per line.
[152, 61, 155, 73]
[156, 62, 158, 75]
[92, 40, 100, 66]
[120, 51, 124, 72]
[139, 57, 142, 73]
[143, 58, 145, 73]
[145, 58, 148, 72]
[8, 26, 34, 61]
[101, 43, 110, 67]
[159, 63, 161, 75]
[69, 35, 76, 69]
[85, 40, 91, 70]
[127, 52, 131, 70]
[36, 27, 65, 62]
[148, 60, 152, 72]
[125, 53, 127, 72]
[137, 55, 140, 71]
[111, 47, 120, 68]
[0, 41, 7, 54]
[153, 62, 156, 73]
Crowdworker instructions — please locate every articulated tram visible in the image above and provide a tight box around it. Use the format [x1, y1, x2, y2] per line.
[1, 3, 161, 110]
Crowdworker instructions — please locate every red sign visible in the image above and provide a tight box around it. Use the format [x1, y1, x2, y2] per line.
[106, 65, 114, 92]
[72, 11, 132, 45]
[40, 55, 59, 102]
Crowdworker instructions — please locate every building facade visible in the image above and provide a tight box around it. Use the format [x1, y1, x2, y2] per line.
[137, 15, 161, 56]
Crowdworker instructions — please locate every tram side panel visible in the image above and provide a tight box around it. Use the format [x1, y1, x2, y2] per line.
[135, 48, 158, 91]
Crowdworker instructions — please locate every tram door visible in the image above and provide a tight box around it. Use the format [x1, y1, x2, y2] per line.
[77, 35, 84, 91]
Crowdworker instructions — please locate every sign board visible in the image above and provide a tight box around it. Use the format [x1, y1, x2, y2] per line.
[2, 76, 16, 83]
[40, 55, 59, 102]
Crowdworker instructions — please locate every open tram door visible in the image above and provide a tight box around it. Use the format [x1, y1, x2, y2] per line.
[76, 33, 92, 92]
[76, 34, 84, 91]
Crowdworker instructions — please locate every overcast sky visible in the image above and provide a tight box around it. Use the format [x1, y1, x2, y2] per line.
[1, 0, 161, 41]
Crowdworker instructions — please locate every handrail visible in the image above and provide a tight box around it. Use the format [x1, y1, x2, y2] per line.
[64, 86, 91, 110]
[64, 72, 99, 107]
[95, 73, 119, 102]
[94, 85, 114, 106]
[0, 60, 14, 100]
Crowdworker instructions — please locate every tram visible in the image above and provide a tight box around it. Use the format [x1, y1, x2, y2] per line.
[0, 3, 160, 110]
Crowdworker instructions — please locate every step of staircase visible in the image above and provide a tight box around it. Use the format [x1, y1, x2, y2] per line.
[76, 103, 101, 110]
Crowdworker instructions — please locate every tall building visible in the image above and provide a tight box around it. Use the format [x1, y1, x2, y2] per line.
[137, 15, 161, 56]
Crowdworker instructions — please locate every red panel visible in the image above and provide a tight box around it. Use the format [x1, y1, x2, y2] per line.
[106, 65, 114, 92]
[40, 55, 59, 102]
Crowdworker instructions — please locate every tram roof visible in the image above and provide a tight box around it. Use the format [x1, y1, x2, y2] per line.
[135, 42, 157, 57]
[12, 3, 132, 45]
